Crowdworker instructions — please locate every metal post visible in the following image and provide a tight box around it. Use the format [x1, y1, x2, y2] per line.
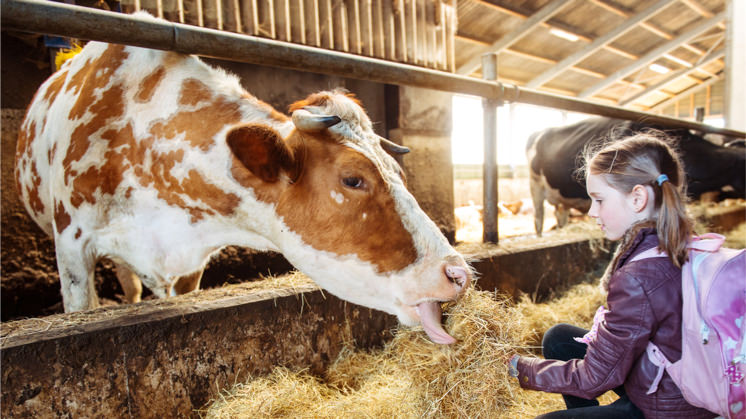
[694, 106, 705, 122]
[482, 53, 499, 243]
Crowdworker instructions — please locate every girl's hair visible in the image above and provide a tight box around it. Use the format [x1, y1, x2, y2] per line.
[581, 131, 694, 267]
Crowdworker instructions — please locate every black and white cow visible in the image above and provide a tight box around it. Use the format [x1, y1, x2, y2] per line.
[526, 117, 745, 236]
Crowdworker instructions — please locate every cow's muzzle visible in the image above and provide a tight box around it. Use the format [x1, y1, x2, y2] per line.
[417, 257, 472, 345]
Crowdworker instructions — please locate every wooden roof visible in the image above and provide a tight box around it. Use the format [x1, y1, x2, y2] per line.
[454, 0, 728, 115]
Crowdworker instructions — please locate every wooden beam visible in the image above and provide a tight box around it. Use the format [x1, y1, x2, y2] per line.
[650, 73, 722, 112]
[618, 49, 724, 106]
[724, 0, 746, 130]
[579, 11, 725, 99]
[525, 0, 676, 89]
[588, 0, 709, 56]
[471, 0, 642, 61]
[455, 35, 646, 88]
[456, 0, 571, 75]
[680, 0, 713, 18]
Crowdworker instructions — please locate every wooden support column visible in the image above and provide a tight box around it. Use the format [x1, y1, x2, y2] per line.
[482, 53, 498, 243]
[725, 0, 746, 130]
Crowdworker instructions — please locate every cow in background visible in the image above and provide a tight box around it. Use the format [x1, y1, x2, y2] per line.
[15, 34, 471, 344]
[526, 117, 745, 236]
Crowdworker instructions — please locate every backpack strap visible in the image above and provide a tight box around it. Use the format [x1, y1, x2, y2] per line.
[630, 247, 668, 263]
[687, 234, 725, 344]
[645, 342, 672, 394]
[688, 233, 725, 253]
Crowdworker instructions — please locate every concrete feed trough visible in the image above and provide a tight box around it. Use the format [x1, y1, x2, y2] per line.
[2, 231, 618, 418]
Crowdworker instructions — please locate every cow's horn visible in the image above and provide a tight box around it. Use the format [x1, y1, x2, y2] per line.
[379, 136, 410, 154]
[292, 109, 341, 131]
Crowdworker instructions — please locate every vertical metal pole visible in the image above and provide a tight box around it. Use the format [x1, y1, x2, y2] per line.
[694, 106, 705, 122]
[482, 53, 499, 243]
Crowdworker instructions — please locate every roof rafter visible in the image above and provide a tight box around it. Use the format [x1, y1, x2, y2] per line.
[471, 0, 640, 60]
[588, 0, 709, 56]
[455, 34, 646, 89]
[650, 72, 722, 112]
[525, 0, 676, 89]
[456, 0, 571, 75]
[578, 11, 725, 99]
[619, 48, 724, 106]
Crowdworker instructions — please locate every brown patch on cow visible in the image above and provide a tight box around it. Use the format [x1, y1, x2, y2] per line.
[69, 122, 136, 207]
[15, 120, 36, 170]
[65, 84, 127, 189]
[63, 45, 129, 188]
[26, 162, 45, 216]
[136, 66, 165, 103]
[243, 94, 288, 123]
[55, 202, 72, 234]
[150, 94, 243, 152]
[75, 228, 82, 239]
[43, 69, 68, 104]
[288, 90, 363, 112]
[179, 78, 213, 107]
[137, 160, 241, 222]
[48, 144, 57, 166]
[66, 44, 128, 102]
[269, 109, 288, 122]
[276, 135, 417, 273]
[69, 120, 240, 222]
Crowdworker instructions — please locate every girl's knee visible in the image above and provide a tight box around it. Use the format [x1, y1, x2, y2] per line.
[542, 323, 586, 360]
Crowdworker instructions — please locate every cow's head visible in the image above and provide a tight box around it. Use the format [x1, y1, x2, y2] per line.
[226, 90, 471, 344]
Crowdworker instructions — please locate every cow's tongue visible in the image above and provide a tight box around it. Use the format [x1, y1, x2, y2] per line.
[416, 301, 456, 344]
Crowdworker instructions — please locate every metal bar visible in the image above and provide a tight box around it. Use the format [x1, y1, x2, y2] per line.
[482, 53, 498, 244]
[1, 0, 743, 138]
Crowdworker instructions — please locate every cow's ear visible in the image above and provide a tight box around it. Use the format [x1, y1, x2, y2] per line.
[226, 123, 299, 183]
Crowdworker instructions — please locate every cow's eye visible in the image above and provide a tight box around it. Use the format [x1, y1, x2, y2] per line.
[342, 177, 365, 189]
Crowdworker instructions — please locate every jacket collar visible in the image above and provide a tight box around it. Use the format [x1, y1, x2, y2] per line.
[599, 220, 657, 292]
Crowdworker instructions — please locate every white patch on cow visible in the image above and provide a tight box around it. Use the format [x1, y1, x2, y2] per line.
[362, 212, 367, 221]
[330, 189, 344, 204]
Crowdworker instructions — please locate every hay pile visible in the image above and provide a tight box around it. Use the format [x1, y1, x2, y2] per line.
[203, 222, 744, 418]
[202, 282, 607, 418]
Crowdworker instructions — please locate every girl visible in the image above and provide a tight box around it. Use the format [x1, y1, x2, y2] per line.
[508, 133, 716, 418]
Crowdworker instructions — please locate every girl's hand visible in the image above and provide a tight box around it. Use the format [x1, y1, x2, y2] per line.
[508, 354, 520, 378]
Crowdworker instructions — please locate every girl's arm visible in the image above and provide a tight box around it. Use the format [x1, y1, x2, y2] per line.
[515, 270, 654, 398]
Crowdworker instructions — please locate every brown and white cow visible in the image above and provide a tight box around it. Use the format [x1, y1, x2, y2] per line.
[15, 37, 471, 344]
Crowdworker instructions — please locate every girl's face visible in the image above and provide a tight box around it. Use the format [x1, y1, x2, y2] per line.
[586, 173, 640, 241]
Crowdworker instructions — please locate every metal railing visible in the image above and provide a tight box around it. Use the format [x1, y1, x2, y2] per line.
[119, 0, 457, 71]
[2, 0, 744, 242]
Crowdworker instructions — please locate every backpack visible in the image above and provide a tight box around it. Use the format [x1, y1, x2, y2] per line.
[631, 233, 745, 419]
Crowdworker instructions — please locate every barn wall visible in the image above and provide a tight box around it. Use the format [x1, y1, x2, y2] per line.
[390, 85, 456, 242]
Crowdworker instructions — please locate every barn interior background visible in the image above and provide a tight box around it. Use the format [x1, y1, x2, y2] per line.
[1, 0, 744, 417]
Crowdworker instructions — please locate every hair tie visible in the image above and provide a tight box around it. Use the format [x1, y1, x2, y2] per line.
[656, 174, 669, 186]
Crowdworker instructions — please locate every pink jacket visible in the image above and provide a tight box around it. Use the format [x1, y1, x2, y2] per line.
[516, 228, 716, 419]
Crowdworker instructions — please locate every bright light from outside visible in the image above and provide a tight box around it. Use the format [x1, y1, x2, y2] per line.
[549, 28, 579, 42]
[649, 63, 670, 74]
[451, 95, 590, 165]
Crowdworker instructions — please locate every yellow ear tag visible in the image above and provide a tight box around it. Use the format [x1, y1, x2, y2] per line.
[54, 43, 83, 71]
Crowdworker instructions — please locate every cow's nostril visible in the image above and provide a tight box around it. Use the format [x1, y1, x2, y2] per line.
[445, 265, 470, 289]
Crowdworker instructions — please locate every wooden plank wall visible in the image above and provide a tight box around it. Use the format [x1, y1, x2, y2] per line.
[121, 0, 456, 71]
